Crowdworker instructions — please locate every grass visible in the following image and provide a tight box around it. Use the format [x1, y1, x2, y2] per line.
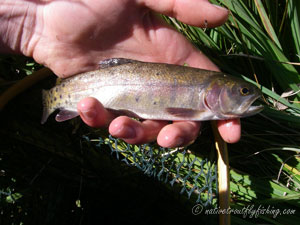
[167, 0, 300, 113]
[0, 1, 300, 225]
[164, 0, 300, 224]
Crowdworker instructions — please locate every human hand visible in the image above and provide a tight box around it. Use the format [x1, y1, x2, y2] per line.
[1, 0, 240, 147]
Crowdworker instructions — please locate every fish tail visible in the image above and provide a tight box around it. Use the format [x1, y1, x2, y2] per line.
[41, 89, 55, 124]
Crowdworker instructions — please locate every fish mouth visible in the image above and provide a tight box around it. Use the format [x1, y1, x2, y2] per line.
[242, 104, 264, 117]
[238, 97, 264, 117]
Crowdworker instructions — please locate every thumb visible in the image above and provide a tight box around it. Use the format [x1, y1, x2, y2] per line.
[140, 0, 228, 27]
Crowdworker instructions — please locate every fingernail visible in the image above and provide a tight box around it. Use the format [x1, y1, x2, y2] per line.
[111, 125, 136, 139]
[173, 137, 185, 147]
[185, 139, 195, 146]
[80, 109, 97, 121]
[212, 4, 228, 12]
[225, 120, 233, 128]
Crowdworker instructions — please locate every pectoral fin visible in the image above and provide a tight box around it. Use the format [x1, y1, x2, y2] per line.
[165, 107, 204, 118]
[55, 109, 79, 122]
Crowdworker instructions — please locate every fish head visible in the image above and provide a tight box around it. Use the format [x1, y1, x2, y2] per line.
[204, 75, 263, 118]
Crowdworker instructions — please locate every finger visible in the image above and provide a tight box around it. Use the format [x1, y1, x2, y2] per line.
[141, 0, 228, 27]
[77, 97, 114, 127]
[109, 116, 168, 144]
[217, 119, 241, 143]
[157, 121, 201, 148]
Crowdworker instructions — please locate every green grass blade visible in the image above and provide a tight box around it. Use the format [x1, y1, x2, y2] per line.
[254, 0, 282, 49]
[288, 0, 300, 56]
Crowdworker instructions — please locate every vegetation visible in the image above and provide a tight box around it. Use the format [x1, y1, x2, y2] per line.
[165, 0, 300, 223]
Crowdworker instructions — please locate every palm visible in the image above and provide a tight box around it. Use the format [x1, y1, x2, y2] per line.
[26, 0, 239, 146]
[32, 0, 216, 77]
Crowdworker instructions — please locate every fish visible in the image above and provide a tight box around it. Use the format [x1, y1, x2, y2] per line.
[41, 58, 263, 124]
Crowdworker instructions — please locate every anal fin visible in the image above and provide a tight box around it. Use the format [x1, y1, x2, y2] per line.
[55, 109, 79, 122]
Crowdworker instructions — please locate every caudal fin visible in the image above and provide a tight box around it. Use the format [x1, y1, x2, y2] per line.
[41, 89, 55, 124]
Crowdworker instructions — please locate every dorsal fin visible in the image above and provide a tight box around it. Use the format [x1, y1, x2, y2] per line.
[99, 58, 137, 69]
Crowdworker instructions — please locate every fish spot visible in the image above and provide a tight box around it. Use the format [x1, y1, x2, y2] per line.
[156, 72, 160, 76]
[62, 84, 65, 87]
[55, 87, 58, 92]
[173, 77, 178, 86]
[153, 101, 157, 105]
[60, 94, 62, 99]
[68, 94, 71, 99]
[135, 97, 140, 102]
[54, 97, 57, 101]
[65, 100, 68, 104]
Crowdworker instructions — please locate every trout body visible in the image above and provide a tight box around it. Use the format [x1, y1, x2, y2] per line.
[41, 58, 263, 124]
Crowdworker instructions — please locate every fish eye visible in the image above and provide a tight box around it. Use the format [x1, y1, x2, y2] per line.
[240, 87, 250, 95]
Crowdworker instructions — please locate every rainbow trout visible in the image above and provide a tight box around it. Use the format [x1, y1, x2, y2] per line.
[41, 58, 263, 124]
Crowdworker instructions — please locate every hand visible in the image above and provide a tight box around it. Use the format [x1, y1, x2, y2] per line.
[78, 98, 241, 147]
[1, 0, 240, 147]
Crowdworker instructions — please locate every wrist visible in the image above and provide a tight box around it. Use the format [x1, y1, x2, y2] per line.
[0, 0, 38, 55]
